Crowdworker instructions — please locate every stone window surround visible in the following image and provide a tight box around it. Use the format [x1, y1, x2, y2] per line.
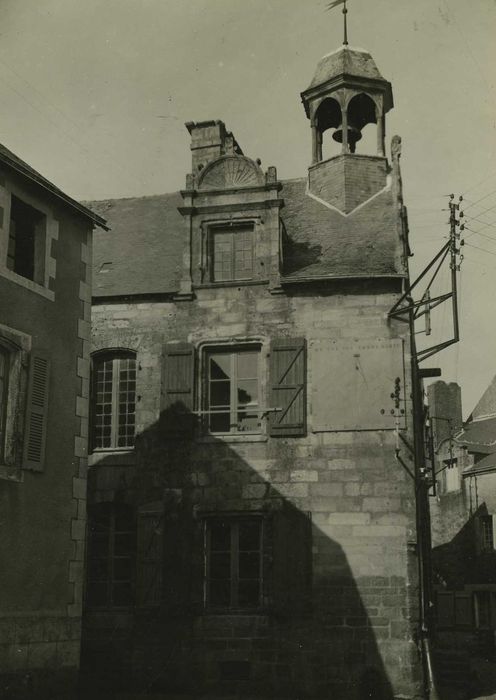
[198, 216, 264, 287]
[0, 181, 59, 302]
[197, 337, 269, 443]
[204, 513, 265, 613]
[89, 346, 139, 457]
[0, 321, 31, 481]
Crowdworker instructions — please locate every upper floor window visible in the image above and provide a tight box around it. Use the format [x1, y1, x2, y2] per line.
[206, 347, 260, 434]
[86, 502, 136, 609]
[0, 347, 9, 462]
[480, 515, 494, 553]
[206, 517, 263, 610]
[7, 195, 46, 285]
[91, 351, 136, 450]
[211, 224, 254, 282]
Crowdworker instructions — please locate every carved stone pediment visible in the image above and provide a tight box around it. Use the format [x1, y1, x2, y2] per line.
[198, 155, 264, 191]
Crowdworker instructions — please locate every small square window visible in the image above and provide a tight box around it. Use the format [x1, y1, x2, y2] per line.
[211, 225, 254, 282]
[206, 518, 263, 610]
[7, 195, 46, 285]
[205, 347, 260, 435]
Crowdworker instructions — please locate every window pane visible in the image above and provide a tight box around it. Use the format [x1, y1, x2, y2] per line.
[237, 352, 258, 379]
[210, 382, 230, 407]
[117, 357, 136, 448]
[86, 581, 109, 608]
[239, 521, 261, 551]
[209, 411, 231, 433]
[237, 379, 258, 407]
[210, 521, 231, 551]
[239, 552, 260, 579]
[209, 580, 231, 607]
[213, 231, 233, 282]
[112, 582, 133, 607]
[209, 355, 231, 380]
[238, 580, 260, 608]
[210, 552, 231, 580]
[233, 230, 253, 280]
[113, 557, 133, 581]
[237, 411, 259, 432]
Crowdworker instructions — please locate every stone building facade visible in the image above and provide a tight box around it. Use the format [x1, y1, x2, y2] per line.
[85, 45, 424, 699]
[0, 145, 105, 697]
[429, 380, 496, 653]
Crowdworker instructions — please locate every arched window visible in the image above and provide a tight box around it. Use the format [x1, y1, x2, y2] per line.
[0, 346, 9, 460]
[91, 351, 136, 450]
[85, 502, 136, 609]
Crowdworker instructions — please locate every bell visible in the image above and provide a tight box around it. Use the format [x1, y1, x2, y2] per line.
[332, 123, 362, 153]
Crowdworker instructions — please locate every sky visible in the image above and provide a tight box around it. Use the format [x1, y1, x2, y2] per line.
[1, 0, 495, 417]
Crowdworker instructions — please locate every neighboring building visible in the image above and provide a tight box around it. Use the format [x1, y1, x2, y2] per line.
[84, 44, 424, 698]
[0, 144, 105, 697]
[429, 379, 496, 654]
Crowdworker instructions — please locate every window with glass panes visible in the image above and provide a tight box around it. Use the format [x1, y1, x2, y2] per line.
[480, 515, 494, 552]
[206, 518, 263, 610]
[92, 352, 136, 449]
[86, 503, 136, 609]
[0, 347, 9, 460]
[206, 348, 260, 434]
[211, 225, 253, 282]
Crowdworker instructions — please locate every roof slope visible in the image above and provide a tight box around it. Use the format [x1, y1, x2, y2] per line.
[281, 178, 402, 280]
[308, 46, 385, 89]
[89, 178, 404, 298]
[468, 374, 496, 422]
[89, 192, 184, 297]
[0, 142, 107, 229]
[456, 416, 496, 453]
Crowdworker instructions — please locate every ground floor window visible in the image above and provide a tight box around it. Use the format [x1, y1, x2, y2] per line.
[206, 517, 263, 610]
[86, 503, 136, 608]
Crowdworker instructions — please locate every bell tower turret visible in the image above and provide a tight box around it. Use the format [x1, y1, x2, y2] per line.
[301, 46, 394, 214]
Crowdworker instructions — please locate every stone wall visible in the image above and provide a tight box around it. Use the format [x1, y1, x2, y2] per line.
[86, 281, 423, 699]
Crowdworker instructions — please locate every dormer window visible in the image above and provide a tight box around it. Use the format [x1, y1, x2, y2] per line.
[211, 224, 254, 283]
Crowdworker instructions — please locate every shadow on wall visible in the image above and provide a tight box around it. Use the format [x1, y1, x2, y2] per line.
[80, 402, 414, 700]
[432, 503, 496, 589]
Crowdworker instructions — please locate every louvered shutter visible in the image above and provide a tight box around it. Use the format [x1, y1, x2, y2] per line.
[272, 505, 312, 616]
[136, 503, 164, 608]
[269, 338, 306, 437]
[161, 342, 195, 437]
[23, 351, 50, 471]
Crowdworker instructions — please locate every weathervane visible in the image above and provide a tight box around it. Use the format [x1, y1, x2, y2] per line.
[326, 0, 349, 46]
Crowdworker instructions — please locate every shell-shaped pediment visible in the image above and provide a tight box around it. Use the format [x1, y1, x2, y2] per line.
[198, 155, 264, 191]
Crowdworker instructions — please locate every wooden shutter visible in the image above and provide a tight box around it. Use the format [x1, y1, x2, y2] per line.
[23, 351, 50, 471]
[272, 505, 312, 616]
[136, 503, 164, 608]
[269, 338, 306, 437]
[161, 342, 195, 437]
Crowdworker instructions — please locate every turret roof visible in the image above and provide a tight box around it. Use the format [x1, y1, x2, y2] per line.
[307, 45, 386, 89]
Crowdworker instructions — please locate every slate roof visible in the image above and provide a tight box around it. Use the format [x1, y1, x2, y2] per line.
[88, 178, 404, 299]
[468, 374, 496, 422]
[463, 451, 496, 477]
[0, 142, 107, 229]
[456, 416, 496, 453]
[307, 46, 385, 90]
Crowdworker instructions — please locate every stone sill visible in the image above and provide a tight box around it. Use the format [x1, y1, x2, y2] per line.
[0, 266, 54, 301]
[194, 279, 269, 290]
[88, 449, 136, 467]
[197, 434, 268, 444]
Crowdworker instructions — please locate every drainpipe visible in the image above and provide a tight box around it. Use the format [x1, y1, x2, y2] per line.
[409, 306, 440, 700]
